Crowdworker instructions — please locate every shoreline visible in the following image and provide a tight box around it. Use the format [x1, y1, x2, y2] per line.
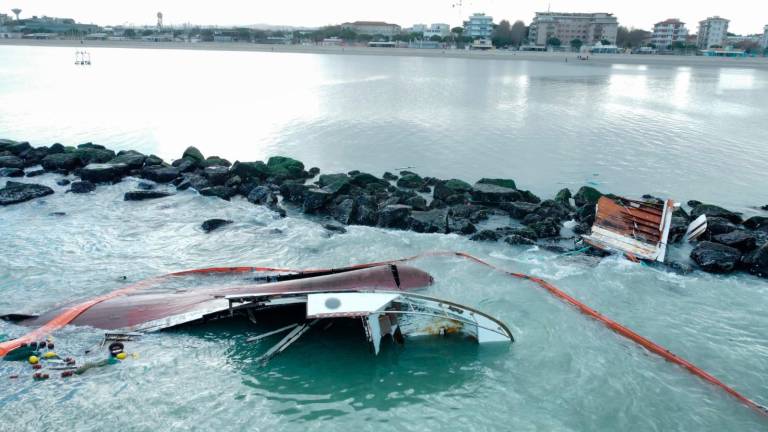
[2, 39, 768, 69]
[2, 139, 768, 280]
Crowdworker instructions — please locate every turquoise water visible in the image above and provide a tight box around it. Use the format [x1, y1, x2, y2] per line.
[1, 46, 767, 430]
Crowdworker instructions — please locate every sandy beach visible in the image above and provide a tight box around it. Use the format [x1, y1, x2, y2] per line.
[2, 38, 768, 69]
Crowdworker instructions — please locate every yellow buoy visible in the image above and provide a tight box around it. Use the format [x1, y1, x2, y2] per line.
[43, 352, 57, 359]
[116, 352, 127, 360]
[28, 355, 39, 365]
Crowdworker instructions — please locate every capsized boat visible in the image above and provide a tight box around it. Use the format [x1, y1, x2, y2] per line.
[1, 264, 512, 362]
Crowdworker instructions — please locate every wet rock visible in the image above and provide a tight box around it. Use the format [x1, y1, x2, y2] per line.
[742, 242, 768, 278]
[303, 189, 332, 213]
[318, 173, 351, 196]
[247, 186, 278, 206]
[554, 188, 572, 206]
[470, 229, 501, 242]
[41, 153, 81, 172]
[4, 141, 32, 156]
[144, 155, 164, 166]
[230, 161, 269, 182]
[712, 231, 757, 252]
[382, 172, 398, 181]
[0, 181, 54, 205]
[182, 146, 205, 162]
[668, 216, 689, 243]
[199, 186, 236, 201]
[526, 218, 561, 238]
[573, 221, 591, 235]
[22, 147, 50, 165]
[332, 198, 356, 224]
[408, 209, 448, 233]
[200, 156, 231, 168]
[403, 195, 427, 211]
[434, 179, 472, 201]
[417, 185, 431, 194]
[69, 180, 95, 194]
[323, 223, 347, 234]
[141, 166, 180, 183]
[224, 175, 241, 189]
[77, 143, 106, 150]
[574, 203, 597, 224]
[48, 143, 65, 154]
[690, 241, 741, 273]
[665, 261, 694, 275]
[477, 178, 517, 189]
[377, 204, 412, 229]
[705, 217, 738, 236]
[267, 156, 305, 179]
[137, 181, 155, 190]
[49, 212, 66, 217]
[353, 197, 378, 226]
[396, 173, 424, 189]
[690, 203, 742, 224]
[56, 179, 71, 186]
[203, 166, 230, 186]
[279, 181, 308, 202]
[175, 179, 191, 191]
[308, 167, 320, 177]
[124, 191, 172, 201]
[75, 147, 115, 165]
[471, 182, 522, 204]
[350, 172, 388, 188]
[447, 214, 477, 235]
[0, 167, 24, 177]
[0, 155, 25, 169]
[79, 163, 128, 184]
[108, 152, 146, 169]
[201, 218, 232, 233]
[25, 169, 45, 177]
[743, 216, 768, 231]
[573, 186, 602, 208]
[500, 201, 538, 219]
[503, 234, 536, 246]
[529, 200, 572, 223]
[172, 158, 198, 173]
[517, 189, 542, 204]
[181, 173, 210, 192]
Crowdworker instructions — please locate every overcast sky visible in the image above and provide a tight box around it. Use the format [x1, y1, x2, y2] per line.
[5, 0, 765, 34]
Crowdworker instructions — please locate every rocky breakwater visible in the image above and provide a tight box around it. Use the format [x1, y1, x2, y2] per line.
[2, 137, 768, 280]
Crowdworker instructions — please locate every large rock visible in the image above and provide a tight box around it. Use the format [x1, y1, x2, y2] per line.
[69, 180, 95, 194]
[1, 140, 32, 155]
[75, 147, 115, 165]
[124, 191, 172, 201]
[203, 166, 230, 186]
[690, 241, 741, 273]
[303, 188, 332, 213]
[690, 204, 742, 224]
[477, 178, 517, 189]
[230, 161, 269, 182]
[199, 186, 236, 201]
[408, 209, 448, 233]
[0, 167, 24, 177]
[20, 147, 50, 166]
[403, 195, 427, 211]
[447, 214, 477, 235]
[554, 188, 572, 206]
[267, 156, 305, 178]
[41, 153, 82, 171]
[279, 181, 308, 202]
[79, 163, 128, 184]
[396, 173, 424, 189]
[182, 146, 205, 162]
[527, 218, 561, 238]
[434, 179, 472, 201]
[247, 186, 277, 206]
[743, 216, 768, 231]
[711, 231, 757, 252]
[108, 152, 146, 169]
[318, 173, 351, 196]
[500, 201, 538, 219]
[377, 205, 412, 229]
[200, 156, 231, 168]
[201, 218, 232, 233]
[350, 172, 388, 188]
[331, 198, 356, 224]
[503, 234, 536, 246]
[705, 217, 738, 236]
[172, 158, 199, 173]
[352, 196, 378, 226]
[573, 186, 602, 208]
[0, 181, 54, 205]
[471, 182, 522, 204]
[141, 165, 180, 183]
[0, 155, 25, 169]
[742, 242, 768, 278]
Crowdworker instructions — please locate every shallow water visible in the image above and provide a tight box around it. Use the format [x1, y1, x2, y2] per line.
[1, 46, 768, 431]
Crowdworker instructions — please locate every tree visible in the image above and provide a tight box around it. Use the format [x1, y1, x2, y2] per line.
[141, 29, 154, 37]
[616, 26, 650, 49]
[570, 38, 583, 50]
[546, 37, 561, 47]
[510, 20, 527, 46]
[671, 41, 686, 51]
[429, 34, 442, 42]
[734, 40, 761, 54]
[600, 39, 611, 46]
[491, 20, 513, 47]
[123, 28, 136, 38]
[201, 29, 214, 42]
[339, 28, 357, 41]
[234, 27, 251, 42]
[451, 27, 463, 36]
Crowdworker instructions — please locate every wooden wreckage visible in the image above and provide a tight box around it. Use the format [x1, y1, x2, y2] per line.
[1, 264, 512, 363]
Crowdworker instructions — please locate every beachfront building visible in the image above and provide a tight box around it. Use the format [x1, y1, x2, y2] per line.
[697, 16, 729, 49]
[0, 13, 9, 25]
[463, 13, 493, 39]
[763, 25, 768, 49]
[424, 23, 450, 39]
[341, 21, 401, 37]
[651, 19, 688, 49]
[410, 24, 427, 34]
[528, 12, 618, 47]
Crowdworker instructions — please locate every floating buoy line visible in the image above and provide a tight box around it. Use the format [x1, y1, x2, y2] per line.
[0, 251, 765, 418]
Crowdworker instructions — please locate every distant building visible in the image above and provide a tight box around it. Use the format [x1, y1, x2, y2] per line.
[697, 16, 729, 49]
[341, 21, 401, 37]
[464, 13, 493, 39]
[528, 12, 618, 46]
[424, 23, 450, 39]
[725, 34, 761, 45]
[471, 38, 493, 50]
[410, 24, 427, 33]
[0, 13, 9, 25]
[763, 25, 768, 49]
[651, 19, 688, 49]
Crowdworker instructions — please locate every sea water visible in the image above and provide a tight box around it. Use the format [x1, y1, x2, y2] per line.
[0, 45, 767, 431]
